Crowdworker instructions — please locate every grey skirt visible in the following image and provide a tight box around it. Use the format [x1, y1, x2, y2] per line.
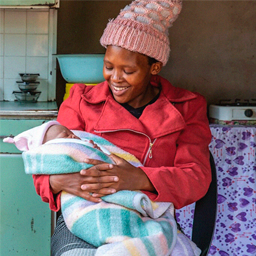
[51, 214, 97, 256]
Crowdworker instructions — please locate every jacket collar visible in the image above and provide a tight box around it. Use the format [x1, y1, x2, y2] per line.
[81, 81, 111, 104]
[150, 75, 197, 103]
[81, 76, 197, 138]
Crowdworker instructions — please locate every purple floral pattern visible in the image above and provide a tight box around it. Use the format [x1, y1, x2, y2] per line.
[176, 125, 256, 256]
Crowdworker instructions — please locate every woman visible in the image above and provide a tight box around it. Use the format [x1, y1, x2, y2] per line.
[33, 0, 212, 255]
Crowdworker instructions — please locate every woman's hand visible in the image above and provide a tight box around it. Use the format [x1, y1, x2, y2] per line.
[80, 154, 155, 197]
[49, 170, 118, 203]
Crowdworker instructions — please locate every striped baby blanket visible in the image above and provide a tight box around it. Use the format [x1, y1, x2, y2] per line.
[22, 131, 200, 256]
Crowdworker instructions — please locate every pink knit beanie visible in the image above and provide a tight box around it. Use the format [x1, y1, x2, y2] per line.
[100, 0, 182, 66]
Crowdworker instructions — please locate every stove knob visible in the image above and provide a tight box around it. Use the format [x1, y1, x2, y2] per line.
[244, 109, 253, 117]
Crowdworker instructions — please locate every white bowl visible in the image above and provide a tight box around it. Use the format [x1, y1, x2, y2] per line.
[13, 91, 41, 102]
[16, 81, 40, 92]
[19, 73, 40, 82]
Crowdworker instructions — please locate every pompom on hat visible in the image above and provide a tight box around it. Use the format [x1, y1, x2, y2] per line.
[100, 0, 182, 66]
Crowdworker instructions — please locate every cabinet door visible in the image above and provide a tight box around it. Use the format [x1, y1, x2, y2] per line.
[0, 0, 56, 6]
[0, 154, 51, 256]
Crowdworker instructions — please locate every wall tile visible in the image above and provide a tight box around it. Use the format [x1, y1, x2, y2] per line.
[0, 10, 3, 33]
[5, 11, 26, 34]
[27, 11, 49, 34]
[26, 57, 48, 80]
[3, 78, 17, 101]
[0, 79, 3, 101]
[0, 34, 3, 56]
[4, 57, 25, 79]
[5, 34, 26, 56]
[27, 35, 48, 56]
[0, 57, 3, 79]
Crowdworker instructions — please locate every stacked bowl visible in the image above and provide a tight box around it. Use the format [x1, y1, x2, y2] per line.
[13, 73, 41, 102]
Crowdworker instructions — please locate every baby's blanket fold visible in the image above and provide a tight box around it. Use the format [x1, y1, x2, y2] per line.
[61, 191, 177, 256]
[22, 139, 114, 174]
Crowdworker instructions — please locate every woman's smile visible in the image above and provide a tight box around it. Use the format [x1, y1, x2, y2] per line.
[111, 85, 130, 97]
[112, 85, 129, 92]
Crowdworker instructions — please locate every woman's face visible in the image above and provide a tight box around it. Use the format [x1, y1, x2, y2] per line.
[103, 46, 161, 108]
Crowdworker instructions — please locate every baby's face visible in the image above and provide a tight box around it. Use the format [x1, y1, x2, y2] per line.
[56, 127, 81, 140]
[43, 125, 81, 144]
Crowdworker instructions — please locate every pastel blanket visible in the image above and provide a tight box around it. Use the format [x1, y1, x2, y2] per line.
[21, 131, 200, 256]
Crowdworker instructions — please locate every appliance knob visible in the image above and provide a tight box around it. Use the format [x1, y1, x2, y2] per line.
[244, 109, 253, 117]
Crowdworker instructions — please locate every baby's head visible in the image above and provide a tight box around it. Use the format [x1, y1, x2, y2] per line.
[43, 124, 80, 144]
[43, 125, 102, 151]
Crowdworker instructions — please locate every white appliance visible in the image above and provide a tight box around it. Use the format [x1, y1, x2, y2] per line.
[209, 99, 256, 121]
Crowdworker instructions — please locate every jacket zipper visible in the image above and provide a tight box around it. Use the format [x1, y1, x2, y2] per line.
[144, 139, 157, 163]
[94, 129, 156, 165]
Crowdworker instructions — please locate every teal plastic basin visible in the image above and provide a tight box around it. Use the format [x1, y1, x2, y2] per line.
[56, 54, 105, 83]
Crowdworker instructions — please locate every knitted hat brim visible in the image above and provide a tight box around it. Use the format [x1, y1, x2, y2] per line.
[100, 20, 170, 66]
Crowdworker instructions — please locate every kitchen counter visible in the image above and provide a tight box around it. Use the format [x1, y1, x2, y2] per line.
[0, 101, 58, 119]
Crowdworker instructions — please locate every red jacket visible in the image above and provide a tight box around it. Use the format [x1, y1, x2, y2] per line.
[33, 75, 212, 211]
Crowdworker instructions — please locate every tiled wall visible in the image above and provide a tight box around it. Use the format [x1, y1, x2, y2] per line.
[0, 9, 57, 101]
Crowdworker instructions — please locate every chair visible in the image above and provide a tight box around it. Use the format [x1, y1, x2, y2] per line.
[191, 151, 217, 256]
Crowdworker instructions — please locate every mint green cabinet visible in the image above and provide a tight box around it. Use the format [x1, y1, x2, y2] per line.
[0, 0, 57, 6]
[0, 155, 51, 255]
[0, 119, 52, 256]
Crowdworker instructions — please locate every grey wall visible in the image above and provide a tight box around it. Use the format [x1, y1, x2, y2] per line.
[56, 0, 256, 107]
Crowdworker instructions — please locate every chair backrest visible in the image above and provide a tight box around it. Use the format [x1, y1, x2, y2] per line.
[191, 151, 217, 256]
